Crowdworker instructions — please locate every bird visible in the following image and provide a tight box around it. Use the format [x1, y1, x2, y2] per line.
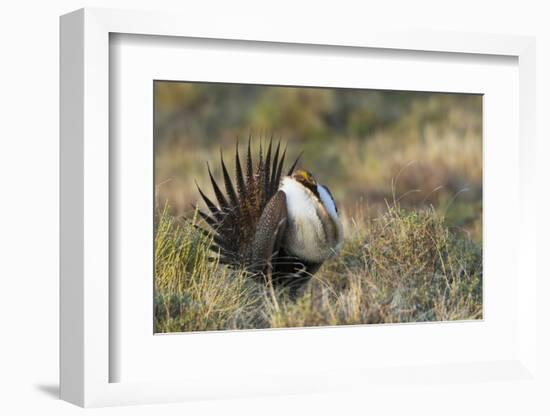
[193, 137, 343, 297]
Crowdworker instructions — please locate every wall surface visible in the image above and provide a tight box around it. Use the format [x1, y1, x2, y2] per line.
[0, 1, 548, 415]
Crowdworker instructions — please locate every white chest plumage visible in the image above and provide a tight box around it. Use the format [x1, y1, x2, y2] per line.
[280, 177, 343, 263]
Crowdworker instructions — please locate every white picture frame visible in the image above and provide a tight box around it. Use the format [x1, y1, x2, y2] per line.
[60, 7, 537, 408]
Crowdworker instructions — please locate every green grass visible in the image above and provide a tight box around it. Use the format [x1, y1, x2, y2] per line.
[154, 203, 482, 333]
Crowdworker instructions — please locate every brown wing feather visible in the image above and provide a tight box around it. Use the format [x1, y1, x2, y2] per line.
[251, 190, 288, 272]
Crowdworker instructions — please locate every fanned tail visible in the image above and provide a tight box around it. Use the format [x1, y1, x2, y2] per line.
[194, 137, 301, 268]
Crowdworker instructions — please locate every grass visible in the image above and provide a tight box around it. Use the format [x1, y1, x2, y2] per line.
[154, 202, 482, 333]
[154, 207, 263, 332]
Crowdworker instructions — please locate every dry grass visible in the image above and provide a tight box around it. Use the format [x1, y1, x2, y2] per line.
[154, 207, 263, 332]
[154, 202, 482, 333]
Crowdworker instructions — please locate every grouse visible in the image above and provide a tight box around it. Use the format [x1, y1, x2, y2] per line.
[194, 138, 343, 296]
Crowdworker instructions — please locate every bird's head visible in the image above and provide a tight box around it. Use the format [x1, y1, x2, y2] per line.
[292, 169, 317, 192]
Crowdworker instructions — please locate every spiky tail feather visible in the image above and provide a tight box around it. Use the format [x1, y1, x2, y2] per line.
[195, 137, 301, 270]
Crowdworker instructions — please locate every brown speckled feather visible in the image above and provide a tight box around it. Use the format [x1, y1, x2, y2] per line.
[251, 190, 288, 272]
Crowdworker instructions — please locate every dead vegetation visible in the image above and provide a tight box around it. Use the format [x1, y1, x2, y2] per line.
[154, 203, 482, 333]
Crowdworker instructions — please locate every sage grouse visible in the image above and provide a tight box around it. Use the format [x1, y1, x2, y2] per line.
[194, 138, 343, 296]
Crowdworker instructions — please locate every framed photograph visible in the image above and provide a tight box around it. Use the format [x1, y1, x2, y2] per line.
[60, 8, 537, 407]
